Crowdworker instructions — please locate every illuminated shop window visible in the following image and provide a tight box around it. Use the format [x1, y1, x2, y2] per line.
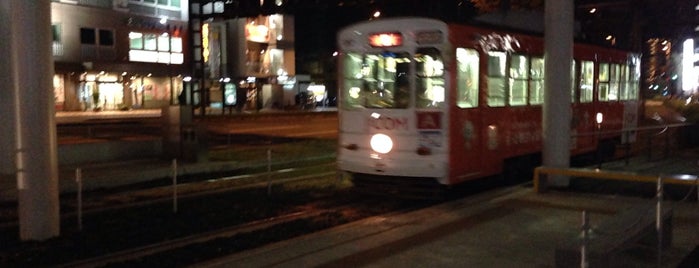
[487, 51, 506, 107]
[456, 48, 479, 108]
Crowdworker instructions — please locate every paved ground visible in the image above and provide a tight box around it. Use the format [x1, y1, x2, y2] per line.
[194, 184, 698, 268]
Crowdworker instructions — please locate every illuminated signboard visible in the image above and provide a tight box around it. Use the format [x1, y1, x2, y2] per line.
[368, 32, 402, 47]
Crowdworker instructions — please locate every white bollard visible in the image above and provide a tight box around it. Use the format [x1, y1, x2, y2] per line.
[76, 168, 82, 231]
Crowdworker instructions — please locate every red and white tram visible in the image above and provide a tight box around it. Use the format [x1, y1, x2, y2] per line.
[336, 18, 640, 193]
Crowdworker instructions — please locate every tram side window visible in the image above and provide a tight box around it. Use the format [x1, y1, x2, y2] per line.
[579, 61, 594, 103]
[571, 60, 577, 103]
[529, 57, 544, 105]
[609, 64, 620, 101]
[628, 61, 640, 100]
[619, 64, 629, 100]
[487, 51, 506, 107]
[341, 52, 411, 109]
[456, 48, 479, 108]
[598, 63, 610, 102]
[509, 54, 528, 106]
[416, 48, 445, 109]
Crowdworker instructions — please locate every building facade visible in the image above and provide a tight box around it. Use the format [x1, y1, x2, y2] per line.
[186, 0, 299, 115]
[51, 0, 189, 111]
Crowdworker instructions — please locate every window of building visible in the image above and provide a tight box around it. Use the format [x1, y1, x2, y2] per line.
[487, 51, 506, 107]
[80, 28, 96, 44]
[81, 28, 113, 46]
[456, 48, 479, 108]
[131, 0, 181, 8]
[130, 32, 144, 49]
[144, 34, 157, 50]
[157, 34, 170, 51]
[529, 57, 544, 105]
[52, 24, 63, 57]
[509, 54, 528, 106]
[98, 29, 114, 46]
[128, 31, 184, 64]
[579, 60, 594, 103]
[52, 24, 61, 43]
[598, 62, 610, 101]
[171, 36, 182, 52]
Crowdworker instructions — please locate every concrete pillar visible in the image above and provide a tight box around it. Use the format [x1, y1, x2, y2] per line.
[12, 0, 61, 240]
[543, 0, 573, 187]
[0, 0, 15, 181]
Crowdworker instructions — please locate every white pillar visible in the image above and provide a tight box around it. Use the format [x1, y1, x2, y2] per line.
[11, 0, 60, 240]
[543, 0, 573, 187]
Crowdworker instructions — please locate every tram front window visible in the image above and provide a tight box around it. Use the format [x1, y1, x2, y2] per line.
[342, 52, 411, 109]
[415, 48, 445, 108]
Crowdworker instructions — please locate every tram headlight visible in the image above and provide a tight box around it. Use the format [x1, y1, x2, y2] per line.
[370, 133, 393, 154]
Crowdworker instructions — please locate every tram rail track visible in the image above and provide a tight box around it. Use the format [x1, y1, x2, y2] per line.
[0, 162, 337, 228]
[57, 209, 337, 268]
[3, 184, 430, 267]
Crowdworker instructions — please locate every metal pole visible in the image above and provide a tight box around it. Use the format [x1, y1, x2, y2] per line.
[596, 123, 602, 169]
[581, 210, 589, 268]
[624, 131, 630, 166]
[656, 176, 663, 268]
[267, 149, 272, 196]
[76, 168, 82, 231]
[172, 159, 178, 213]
